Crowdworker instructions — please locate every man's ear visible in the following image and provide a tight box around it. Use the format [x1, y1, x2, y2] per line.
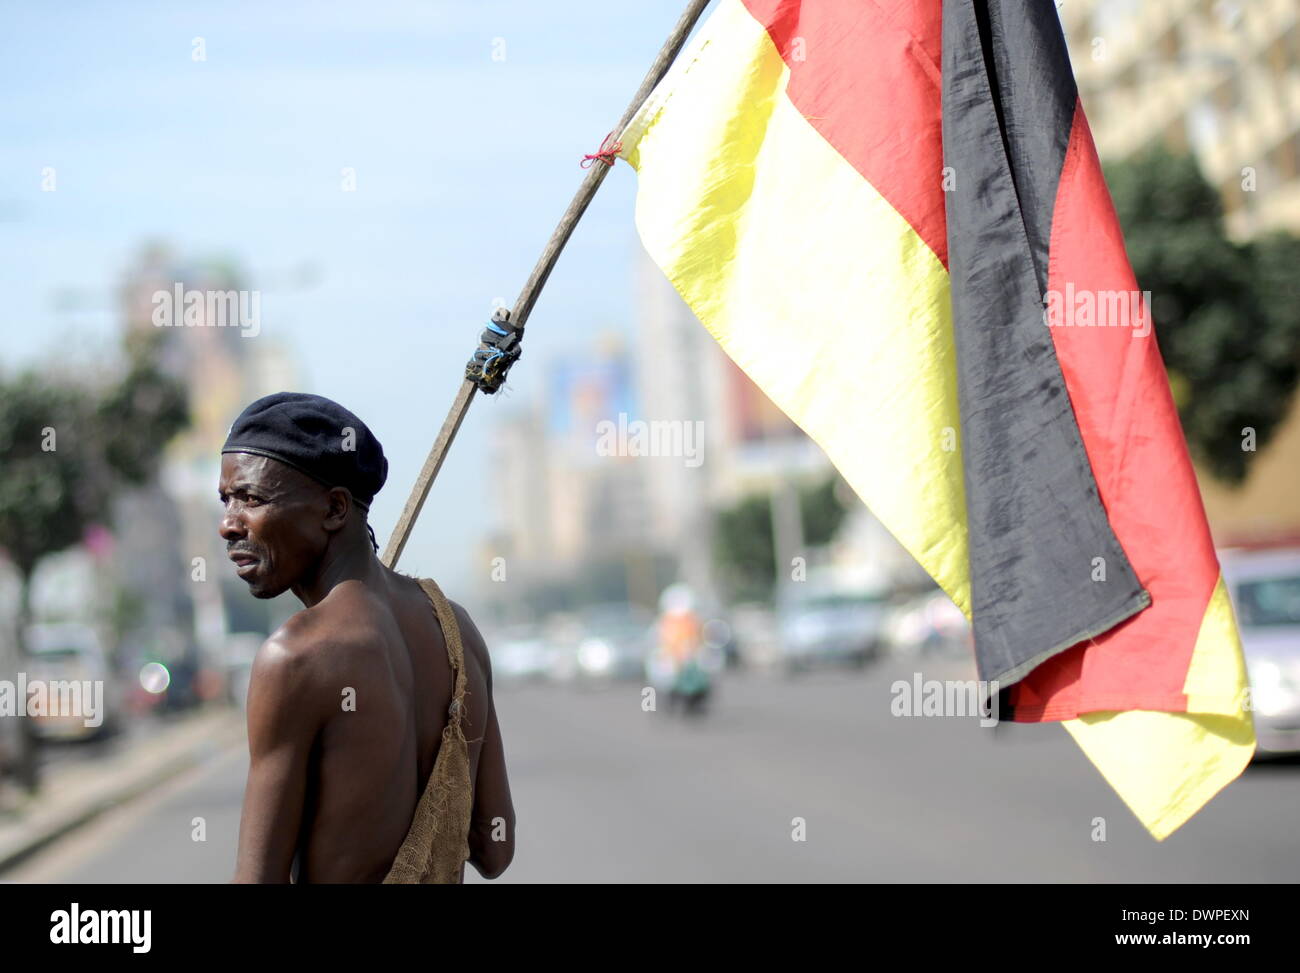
[323, 486, 352, 533]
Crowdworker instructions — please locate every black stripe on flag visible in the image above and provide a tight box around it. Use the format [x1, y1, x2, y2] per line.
[941, 0, 1150, 690]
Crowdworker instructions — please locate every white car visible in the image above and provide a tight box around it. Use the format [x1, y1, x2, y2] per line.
[23, 623, 121, 742]
[489, 626, 555, 686]
[1221, 547, 1300, 757]
[777, 583, 889, 672]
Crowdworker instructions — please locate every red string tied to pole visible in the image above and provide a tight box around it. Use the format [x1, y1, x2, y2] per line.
[581, 131, 623, 169]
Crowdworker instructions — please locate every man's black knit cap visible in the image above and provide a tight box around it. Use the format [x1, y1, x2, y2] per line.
[222, 392, 388, 510]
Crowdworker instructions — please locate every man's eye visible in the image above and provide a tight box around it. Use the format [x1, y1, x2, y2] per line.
[219, 493, 262, 506]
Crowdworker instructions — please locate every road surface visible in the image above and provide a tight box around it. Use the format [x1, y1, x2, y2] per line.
[7, 659, 1297, 882]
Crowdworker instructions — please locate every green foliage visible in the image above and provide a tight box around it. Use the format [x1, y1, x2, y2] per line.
[97, 332, 190, 485]
[1105, 145, 1300, 483]
[714, 492, 774, 602]
[0, 330, 190, 596]
[800, 475, 848, 544]
[0, 376, 90, 583]
[714, 473, 850, 602]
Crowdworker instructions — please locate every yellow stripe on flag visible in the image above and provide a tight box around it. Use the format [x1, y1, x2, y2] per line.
[620, 0, 969, 612]
[1064, 578, 1255, 840]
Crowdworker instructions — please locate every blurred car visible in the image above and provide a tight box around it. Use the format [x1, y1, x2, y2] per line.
[571, 604, 655, 684]
[729, 603, 781, 670]
[700, 616, 740, 668]
[777, 575, 889, 672]
[883, 588, 972, 659]
[488, 625, 555, 687]
[1221, 547, 1300, 758]
[540, 613, 583, 684]
[0, 635, 21, 780]
[221, 632, 265, 711]
[0, 641, 37, 792]
[22, 622, 122, 742]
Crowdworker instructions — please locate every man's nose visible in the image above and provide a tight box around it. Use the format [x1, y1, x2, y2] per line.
[219, 507, 246, 543]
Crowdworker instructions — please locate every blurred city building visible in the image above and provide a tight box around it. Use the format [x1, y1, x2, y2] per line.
[486, 333, 665, 617]
[15, 246, 302, 689]
[485, 249, 922, 617]
[0, 243, 301, 715]
[1064, 0, 1299, 235]
[120, 245, 301, 672]
[1063, 0, 1300, 543]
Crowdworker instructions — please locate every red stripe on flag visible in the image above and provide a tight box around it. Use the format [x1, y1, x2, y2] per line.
[740, 0, 948, 267]
[1009, 103, 1219, 720]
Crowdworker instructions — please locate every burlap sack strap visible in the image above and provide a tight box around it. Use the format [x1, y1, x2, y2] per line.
[382, 578, 473, 884]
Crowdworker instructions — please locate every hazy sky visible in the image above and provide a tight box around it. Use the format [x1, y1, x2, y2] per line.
[0, 1, 711, 596]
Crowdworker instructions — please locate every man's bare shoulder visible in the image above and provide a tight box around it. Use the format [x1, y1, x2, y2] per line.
[447, 599, 490, 673]
[244, 613, 340, 732]
[255, 592, 379, 685]
[252, 611, 327, 686]
[270, 597, 352, 651]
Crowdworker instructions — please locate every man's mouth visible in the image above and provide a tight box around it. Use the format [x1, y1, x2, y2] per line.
[229, 552, 260, 576]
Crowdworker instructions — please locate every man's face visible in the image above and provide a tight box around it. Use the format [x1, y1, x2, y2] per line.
[218, 453, 329, 599]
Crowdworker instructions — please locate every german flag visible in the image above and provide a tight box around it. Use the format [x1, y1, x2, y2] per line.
[618, 0, 1254, 839]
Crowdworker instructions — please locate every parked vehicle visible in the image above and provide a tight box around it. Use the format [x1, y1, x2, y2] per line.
[777, 573, 889, 672]
[22, 622, 122, 742]
[221, 632, 265, 711]
[488, 625, 555, 687]
[1221, 547, 1300, 758]
[574, 604, 656, 684]
[882, 588, 972, 659]
[0, 626, 40, 792]
[728, 603, 781, 670]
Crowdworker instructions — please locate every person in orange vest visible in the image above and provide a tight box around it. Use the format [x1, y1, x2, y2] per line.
[654, 583, 711, 715]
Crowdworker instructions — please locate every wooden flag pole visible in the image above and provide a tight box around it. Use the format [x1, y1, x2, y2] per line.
[381, 0, 712, 569]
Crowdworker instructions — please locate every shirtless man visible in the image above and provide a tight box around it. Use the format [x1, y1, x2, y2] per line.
[219, 392, 514, 883]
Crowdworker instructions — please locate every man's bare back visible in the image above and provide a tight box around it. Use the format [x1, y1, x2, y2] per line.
[234, 570, 511, 882]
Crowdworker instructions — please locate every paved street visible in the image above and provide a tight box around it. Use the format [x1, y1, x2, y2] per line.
[7, 659, 1298, 883]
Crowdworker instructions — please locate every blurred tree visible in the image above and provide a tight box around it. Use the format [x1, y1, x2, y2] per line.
[1105, 145, 1300, 483]
[0, 331, 188, 791]
[714, 472, 849, 602]
[107, 583, 148, 649]
[0, 330, 188, 628]
[714, 492, 773, 602]
[97, 331, 191, 486]
[800, 474, 848, 545]
[0, 376, 90, 622]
